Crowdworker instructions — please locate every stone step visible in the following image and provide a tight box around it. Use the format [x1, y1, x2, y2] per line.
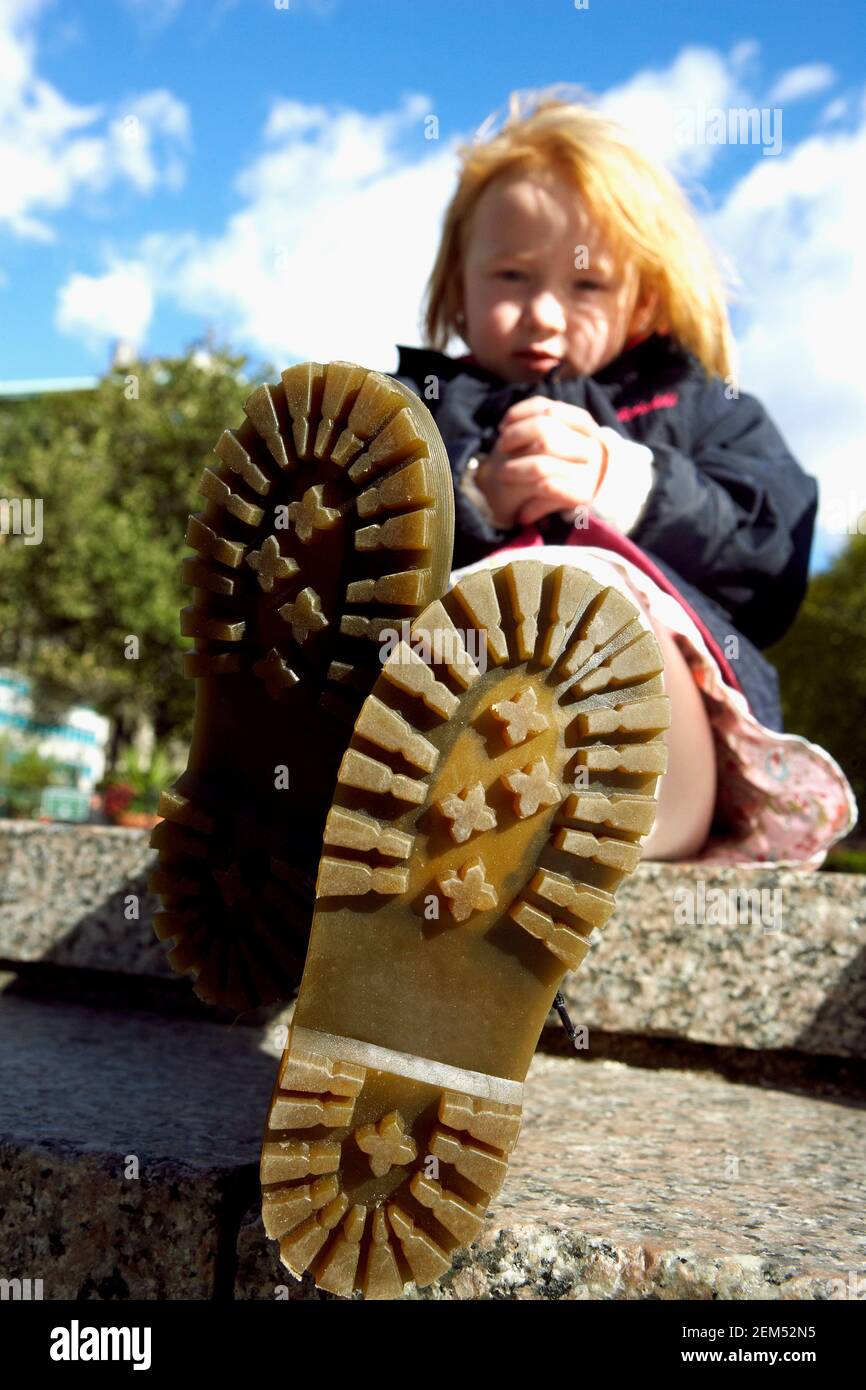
[2, 823, 864, 1057]
[1, 986, 862, 1300]
[557, 860, 866, 1060]
[0, 822, 170, 979]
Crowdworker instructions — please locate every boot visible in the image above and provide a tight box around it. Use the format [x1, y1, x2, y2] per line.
[148, 361, 455, 1010]
[259, 557, 670, 1297]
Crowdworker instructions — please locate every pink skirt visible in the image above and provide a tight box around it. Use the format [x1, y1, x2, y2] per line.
[450, 542, 858, 870]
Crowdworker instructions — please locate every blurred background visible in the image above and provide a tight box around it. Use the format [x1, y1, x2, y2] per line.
[0, 0, 863, 863]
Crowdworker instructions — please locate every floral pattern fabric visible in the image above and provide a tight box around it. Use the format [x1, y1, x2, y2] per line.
[450, 544, 859, 870]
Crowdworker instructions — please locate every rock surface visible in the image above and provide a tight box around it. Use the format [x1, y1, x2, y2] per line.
[560, 862, 866, 1059]
[0, 821, 169, 978]
[3, 824, 863, 1056]
[2, 988, 862, 1301]
[237, 1053, 866, 1301]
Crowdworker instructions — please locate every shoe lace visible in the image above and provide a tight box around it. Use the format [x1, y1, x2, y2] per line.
[553, 991, 581, 1049]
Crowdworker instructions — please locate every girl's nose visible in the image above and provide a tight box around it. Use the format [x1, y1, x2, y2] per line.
[525, 289, 566, 334]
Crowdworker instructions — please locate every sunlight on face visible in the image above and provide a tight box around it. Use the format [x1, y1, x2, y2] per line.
[460, 169, 653, 383]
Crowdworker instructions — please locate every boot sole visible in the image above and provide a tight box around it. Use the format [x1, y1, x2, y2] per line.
[148, 362, 454, 1010]
[260, 558, 671, 1297]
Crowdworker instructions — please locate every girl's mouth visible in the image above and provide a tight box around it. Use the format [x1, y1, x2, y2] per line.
[513, 350, 562, 372]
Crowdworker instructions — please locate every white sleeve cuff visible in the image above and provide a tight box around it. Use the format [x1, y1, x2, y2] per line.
[592, 428, 656, 535]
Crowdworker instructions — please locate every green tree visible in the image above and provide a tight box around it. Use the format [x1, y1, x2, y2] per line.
[767, 532, 866, 827]
[0, 342, 276, 769]
[0, 733, 67, 818]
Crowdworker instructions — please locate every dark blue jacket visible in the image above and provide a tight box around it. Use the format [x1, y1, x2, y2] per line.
[386, 333, 819, 732]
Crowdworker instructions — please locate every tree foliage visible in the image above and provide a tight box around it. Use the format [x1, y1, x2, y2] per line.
[767, 531, 866, 829]
[0, 344, 275, 766]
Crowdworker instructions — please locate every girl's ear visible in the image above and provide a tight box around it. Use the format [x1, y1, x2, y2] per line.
[631, 285, 661, 336]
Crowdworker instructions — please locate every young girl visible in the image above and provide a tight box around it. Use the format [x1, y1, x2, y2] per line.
[389, 88, 857, 868]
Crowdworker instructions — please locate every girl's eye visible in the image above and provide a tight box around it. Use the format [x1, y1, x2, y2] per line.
[493, 270, 609, 290]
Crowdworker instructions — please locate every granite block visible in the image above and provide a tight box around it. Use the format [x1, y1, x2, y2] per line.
[235, 1051, 866, 1300]
[0, 992, 270, 1298]
[2, 825, 864, 1057]
[559, 862, 866, 1059]
[1, 989, 862, 1301]
[0, 820, 169, 978]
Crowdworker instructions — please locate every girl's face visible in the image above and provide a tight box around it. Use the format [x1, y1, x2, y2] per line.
[459, 169, 657, 383]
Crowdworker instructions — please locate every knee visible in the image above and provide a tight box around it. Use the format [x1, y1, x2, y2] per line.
[641, 617, 718, 861]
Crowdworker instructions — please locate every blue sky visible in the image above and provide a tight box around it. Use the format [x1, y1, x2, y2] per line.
[1, 0, 864, 568]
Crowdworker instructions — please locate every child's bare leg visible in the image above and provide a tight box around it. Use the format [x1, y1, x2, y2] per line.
[455, 549, 717, 860]
[640, 611, 717, 859]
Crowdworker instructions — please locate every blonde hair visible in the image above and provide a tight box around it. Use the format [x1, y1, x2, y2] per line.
[422, 84, 737, 382]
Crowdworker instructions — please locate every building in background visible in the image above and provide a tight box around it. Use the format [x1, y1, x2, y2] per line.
[0, 670, 110, 795]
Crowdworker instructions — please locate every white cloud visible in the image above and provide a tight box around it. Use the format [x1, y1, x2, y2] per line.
[55, 262, 154, 353]
[706, 103, 866, 552]
[769, 63, 835, 105]
[820, 95, 849, 125]
[120, 0, 185, 29]
[598, 44, 747, 176]
[124, 92, 457, 371]
[263, 100, 331, 141]
[560, 46, 865, 551]
[0, 0, 190, 241]
[729, 39, 760, 75]
[107, 91, 191, 194]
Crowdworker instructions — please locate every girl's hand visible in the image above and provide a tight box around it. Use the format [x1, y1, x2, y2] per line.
[474, 397, 607, 527]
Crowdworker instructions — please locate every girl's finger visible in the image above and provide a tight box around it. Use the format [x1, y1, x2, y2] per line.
[518, 480, 595, 524]
[492, 454, 567, 488]
[515, 464, 596, 516]
[518, 493, 576, 526]
[500, 395, 552, 420]
[498, 415, 600, 461]
[502, 397, 600, 433]
[493, 453, 600, 490]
